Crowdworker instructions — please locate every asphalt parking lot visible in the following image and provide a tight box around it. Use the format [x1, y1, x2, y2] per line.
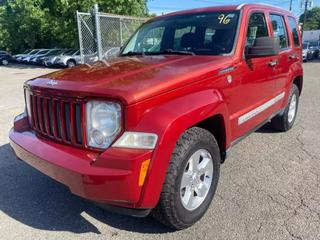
[0, 62, 320, 240]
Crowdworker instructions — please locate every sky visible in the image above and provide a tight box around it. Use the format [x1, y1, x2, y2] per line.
[147, 0, 320, 19]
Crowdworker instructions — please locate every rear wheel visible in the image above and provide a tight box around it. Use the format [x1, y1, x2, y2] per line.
[152, 127, 220, 230]
[1, 59, 8, 66]
[270, 84, 299, 132]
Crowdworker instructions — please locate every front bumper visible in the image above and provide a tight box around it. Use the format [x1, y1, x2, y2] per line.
[9, 119, 153, 209]
[44, 60, 56, 67]
[302, 54, 307, 61]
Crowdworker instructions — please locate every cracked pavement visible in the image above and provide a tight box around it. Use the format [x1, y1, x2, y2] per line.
[0, 62, 319, 240]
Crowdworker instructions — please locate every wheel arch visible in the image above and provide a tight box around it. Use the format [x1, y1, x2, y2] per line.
[293, 75, 303, 95]
[133, 89, 231, 208]
[195, 114, 227, 162]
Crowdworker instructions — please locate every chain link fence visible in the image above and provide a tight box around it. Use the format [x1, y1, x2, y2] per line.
[77, 5, 147, 64]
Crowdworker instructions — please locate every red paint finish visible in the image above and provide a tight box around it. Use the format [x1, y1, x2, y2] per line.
[10, 4, 303, 210]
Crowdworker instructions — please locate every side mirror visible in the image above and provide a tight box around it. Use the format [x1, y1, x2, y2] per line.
[246, 37, 280, 58]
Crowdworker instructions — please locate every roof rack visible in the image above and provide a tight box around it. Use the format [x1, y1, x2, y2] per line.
[236, 3, 247, 10]
[237, 3, 287, 11]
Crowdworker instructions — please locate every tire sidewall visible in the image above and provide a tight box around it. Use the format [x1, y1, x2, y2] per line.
[284, 85, 299, 130]
[173, 138, 220, 225]
[67, 60, 75, 68]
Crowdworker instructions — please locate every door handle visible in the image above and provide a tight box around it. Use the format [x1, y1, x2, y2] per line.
[268, 60, 278, 67]
[289, 54, 297, 59]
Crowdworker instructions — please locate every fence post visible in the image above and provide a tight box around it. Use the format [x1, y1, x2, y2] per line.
[120, 18, 123, 46]
[76, 11, 84, 64]
[93, 4, 103, 61]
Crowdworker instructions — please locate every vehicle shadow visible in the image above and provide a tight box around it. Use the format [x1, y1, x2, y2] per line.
[0, 63, 61, 70]
[0, 143, 172, 234]
[255, 122, 279, 134]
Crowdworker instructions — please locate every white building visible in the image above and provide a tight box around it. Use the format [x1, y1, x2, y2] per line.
[303, 30, 320, 42]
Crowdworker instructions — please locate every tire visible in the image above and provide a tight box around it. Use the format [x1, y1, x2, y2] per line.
[66, 60, 76, 68]
[270, 84, 299, 132]
[152, 127, 221, 230]
[1, 59, 8, 66]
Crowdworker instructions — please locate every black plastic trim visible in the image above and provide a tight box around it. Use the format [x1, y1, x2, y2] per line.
[94, 202, 152, 218]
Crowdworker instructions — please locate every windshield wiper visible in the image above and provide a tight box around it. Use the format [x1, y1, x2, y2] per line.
[121, 51, 146, 57]
[121, 49, 195, 57]
[160, 49, 195, 55]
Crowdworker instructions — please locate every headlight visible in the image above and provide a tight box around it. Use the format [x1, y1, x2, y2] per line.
[86, 100, 122, 149]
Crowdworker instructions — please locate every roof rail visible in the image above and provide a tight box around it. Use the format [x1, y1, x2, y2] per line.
[237, 3, 288, 11]
[236, 3, 247, 10]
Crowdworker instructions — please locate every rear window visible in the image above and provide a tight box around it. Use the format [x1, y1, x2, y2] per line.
[288, 17, 300, 47]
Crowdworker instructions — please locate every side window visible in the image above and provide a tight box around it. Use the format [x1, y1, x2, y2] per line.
[246, 12, 269, 47]
[288, 17, 300, 47]
[270, 14, 288, 49]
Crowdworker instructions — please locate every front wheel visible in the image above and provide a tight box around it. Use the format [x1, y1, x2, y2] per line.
[152, 127, 220, 230]
[66, 60, 76, 68]
[270, 84, 299, 132]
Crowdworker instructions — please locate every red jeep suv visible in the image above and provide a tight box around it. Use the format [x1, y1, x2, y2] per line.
[10, 4, 303, 229]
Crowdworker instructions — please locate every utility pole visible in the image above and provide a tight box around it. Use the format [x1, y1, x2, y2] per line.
[289, 0, 293, 11]
[301, 0, 309, 39]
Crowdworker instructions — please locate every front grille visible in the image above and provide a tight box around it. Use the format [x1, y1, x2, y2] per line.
[26, 90, 85, 147]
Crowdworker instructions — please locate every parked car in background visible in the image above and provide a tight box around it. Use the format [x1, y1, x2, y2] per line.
[16, 49, 39, 62]
[309, 41, 320, 59]
[20, 49, 43, 63]
[31, 49, 62, 65]
[0, 51, 12, 65]
[29, 49, 53, 64]
[43, 49, 75, 67]
[54, 50, 81, 68]
[13, 49, 32, 62]
[302, 43, 314, 61]
[103, 47, 121, 60]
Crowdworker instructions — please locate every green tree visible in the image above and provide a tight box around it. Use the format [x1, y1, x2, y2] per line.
[299, 7, 320, 31]
[0, 5, 9, 50]
[0, 0, 149, 53]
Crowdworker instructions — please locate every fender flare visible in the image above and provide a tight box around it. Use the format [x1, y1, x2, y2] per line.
[132, 89, 231, 208]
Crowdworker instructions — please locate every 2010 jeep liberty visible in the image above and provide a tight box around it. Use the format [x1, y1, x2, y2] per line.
[10, 4, 303, 230]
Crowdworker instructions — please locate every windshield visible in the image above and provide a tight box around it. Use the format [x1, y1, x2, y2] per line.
[23, 49, 32, 54]
[37, 50, 50, 55]
[28, 50, 40, 55]
[46, 49, 62, 56]
[121, 11, 240, 56]
[63, 50, 77, 55]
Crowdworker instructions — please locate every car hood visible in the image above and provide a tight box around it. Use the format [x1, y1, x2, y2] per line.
[26, 55, 233, 105]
